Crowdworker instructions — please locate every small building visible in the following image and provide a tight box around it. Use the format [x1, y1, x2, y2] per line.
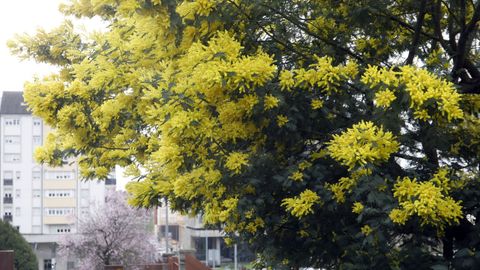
[155, 203, 254, 267]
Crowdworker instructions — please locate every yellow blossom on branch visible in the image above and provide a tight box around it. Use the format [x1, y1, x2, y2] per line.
[361, 225, 373, 236]
[279, 70, 295, 91]
[352, 202, 364, 214]
[374, 89, 396, 108]
[277, 115, 289, 127]
[289, 171, 303, 181]
[225, 152, 249, 174]
[311, 99, 324, 110]
[362, 65, 464, 121]
[282, 189, 321, 217]
[390, 172, 463, 231]
[264, 94, 280, 110]
[327, 168, 372, 203]
[327, 121, 399, 169]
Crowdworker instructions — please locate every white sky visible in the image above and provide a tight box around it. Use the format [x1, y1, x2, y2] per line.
[0, 0, 129, 189]
[0, 1, 65, 91]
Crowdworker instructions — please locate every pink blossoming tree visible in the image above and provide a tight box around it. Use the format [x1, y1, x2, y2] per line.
[59, 191, 158, 270]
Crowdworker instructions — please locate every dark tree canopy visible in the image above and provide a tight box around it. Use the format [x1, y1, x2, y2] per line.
[0, 220, 38, 270]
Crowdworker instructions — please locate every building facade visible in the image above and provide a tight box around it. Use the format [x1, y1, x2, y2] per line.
[155, 204, 254, 268]
[0, 91, 116, 270]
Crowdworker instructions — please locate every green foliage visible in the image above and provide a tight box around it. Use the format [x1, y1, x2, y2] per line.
[0, 220, 38, 270]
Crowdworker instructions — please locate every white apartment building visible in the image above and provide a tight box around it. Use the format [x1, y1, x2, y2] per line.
[0, 91, 116, 270]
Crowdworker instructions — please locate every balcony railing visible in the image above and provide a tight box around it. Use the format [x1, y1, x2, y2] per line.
[3, 197, 12, 204]
[3, 215, 12, 222]
[3, 179, 12, 186]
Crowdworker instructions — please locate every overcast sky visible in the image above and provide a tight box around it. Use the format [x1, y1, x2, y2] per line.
[0, 1, 66, 92]
[0, 1, 128, 189]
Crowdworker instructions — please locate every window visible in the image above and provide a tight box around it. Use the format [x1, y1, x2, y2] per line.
[45, 190, 74, 198]
[33, 119, 41, 126]
[3, 171, 13, 186]
[32, 190, 41, 198]
[32, 170, 41, 181]
[4, 119, 20, 126]
[45, 171, 75, 180]
[4, 154, 20, 162]
[44, 259, 53, 270]
[4, 136, 20, 144]
[45, 208, 74, 216]
[15, 171, 20, 180]
[81, 207, 89, 217]
[15, 189, 20, 199]
[15, 207, 20, 216]
[56, 227, 71, 233]
[4, 136, 21, 154]
[33, 136, 42, 147]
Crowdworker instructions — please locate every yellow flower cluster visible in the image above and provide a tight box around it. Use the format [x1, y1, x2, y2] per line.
[277, 115, 289, 127]
[282, 189, 321, 217]
[327, 121, 399, 169]
[279, 56, 358, 92]
[225, 152, 249, 174]
[298, 160, 312, 170]
[279, 70, 295, 91]
[374, 89, 396, 108]
[362, 65, 463, 121]
[361, 65, 400, 88]
[327, 168, 371, 203]
[176, 0, 218, 19]
[264, 94, 280, 110]
[352, 202, 365, 214]
[361, 225, 373, 236]
[401, 66, 463, 121]
[328, 177, 356, 203]
[311, 99, 324, 110]
[390, 171, 463, 230]
[218, 197, 239, 222]
[289, 171, 303, 181]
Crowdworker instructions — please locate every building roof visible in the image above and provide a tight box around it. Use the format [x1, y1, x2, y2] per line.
[0, 91, 30, 115]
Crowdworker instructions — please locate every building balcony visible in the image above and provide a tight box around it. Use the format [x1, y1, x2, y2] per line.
[44, 198, 76, 208]
[43, 216, 71, 225]
[3, 197, 12, 204]
[43, 180, 76, 189]
[3, 215, 12, 222]
[3, 179, 13, 186]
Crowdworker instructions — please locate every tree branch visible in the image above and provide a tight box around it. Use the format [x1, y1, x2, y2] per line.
[452, 1, 480, 81]
[259, 3, 365, 62]
[406, 0, 428, 65]
[226, 0, 311, 60]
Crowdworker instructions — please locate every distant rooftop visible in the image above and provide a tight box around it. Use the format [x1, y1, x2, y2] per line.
[0, 91, 30, 115]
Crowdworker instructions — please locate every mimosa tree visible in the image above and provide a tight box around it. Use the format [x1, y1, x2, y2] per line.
[11, 1, 480, 268]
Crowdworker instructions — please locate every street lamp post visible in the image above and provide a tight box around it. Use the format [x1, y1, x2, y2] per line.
[234, 244, 237, 270]
[165, 198, 169, 254]
[205, 234, 208, 266]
